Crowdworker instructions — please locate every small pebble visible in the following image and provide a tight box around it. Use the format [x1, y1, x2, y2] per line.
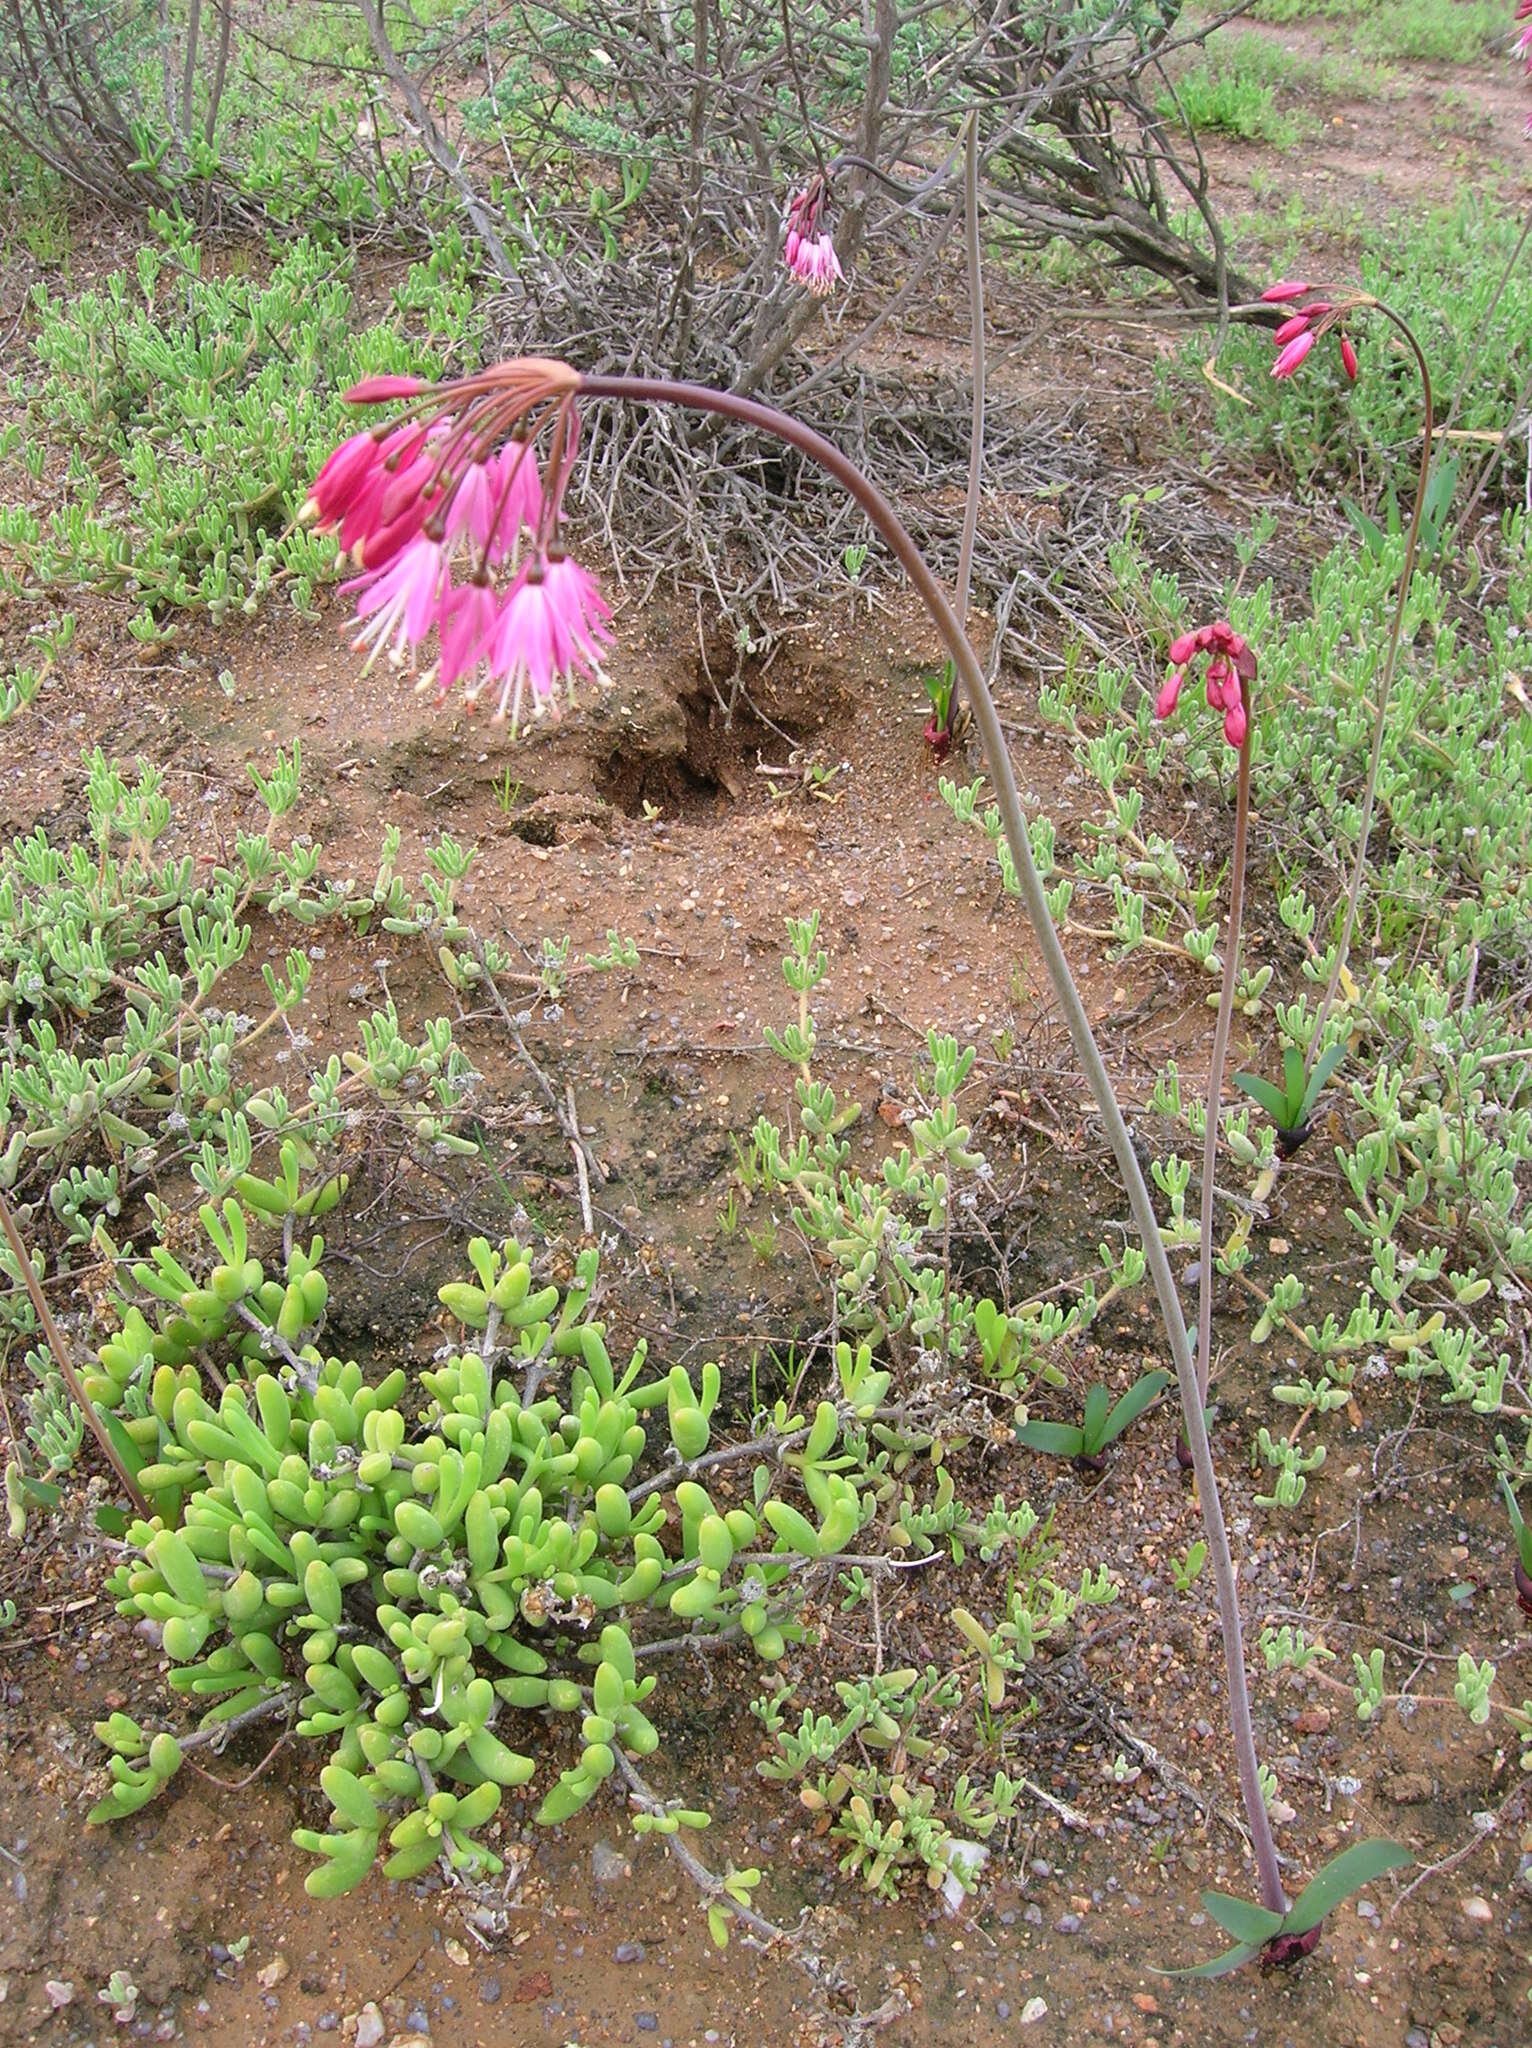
[1405, 2030, 1430, 2048]
[477, 1980, 501, 2007]
[317, 2016, 338, 2034]
[355, 2005, 385, 2048]
[636, 2018, 659, 2035]
[614, 1942, 645, 1965]
[996, 2001, 1011, 2021]
[592, 1840, 632, 1886]
[1461, 1895, 1493, 1924]
[1023, 1905, 1043, 1927]
[1056, 1913, 1082, 1935]
[404, 2008, 429, 2033]
[1021, 1997, 1048, 2025]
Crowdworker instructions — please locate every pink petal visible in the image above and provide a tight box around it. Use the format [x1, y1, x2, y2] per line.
[1261, 279, 1314, 303]
[1339, 334, 1358, 382]
[1155, 671, 1185, 720]
[343, 374, 427, 404]
[1223, 700, 1248, 749]
[1272, 330, 1316, 379]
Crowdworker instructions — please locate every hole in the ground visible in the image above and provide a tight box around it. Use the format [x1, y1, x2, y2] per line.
[596, 679, 823, 820]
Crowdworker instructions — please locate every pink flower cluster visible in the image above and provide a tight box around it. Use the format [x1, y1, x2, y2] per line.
[303, 363, 610, 732]
[1519, 0, 1532, 132]
[1261, 281, 1357, 382]
[1155, 621, 1258, 751]
[783, 181, 844, 295]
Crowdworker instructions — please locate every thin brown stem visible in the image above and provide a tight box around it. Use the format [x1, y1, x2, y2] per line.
[578, 370, 1288, 1915]
[0, 1186, 150, 1516]
[1197, 697, 1253, 1405]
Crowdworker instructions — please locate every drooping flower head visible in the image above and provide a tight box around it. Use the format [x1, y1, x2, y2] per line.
[782, 179, 844, 296]
[1155, 621, 1257, 752]
[303, 356, 609, 730]
[1261, 281, 1361, 383]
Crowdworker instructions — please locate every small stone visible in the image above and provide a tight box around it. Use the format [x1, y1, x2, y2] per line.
[1460, 1895, 1493, 1925]
[355, 2004, 385, 2048]
[1023, 1905, 1043, 1927]
[386, 2035, 431, 2048]
[996, 2002, 1011, 2021]
[1055, 1913, 1082, 1934]
[1293, 1708, 1331, 1736]
[636, 2018, 659, 2034]
[1020, 1997, 1048, 2024]
[591, 1840, 632, 1886]
[614, 1942, 645, 1964]
[477, 1980, 501, 2007]
[257, 1957, 290, 1991]
[317, 2016, 339, 2034]
[443, 1942, 469, 1969]
[404, 2008, 429, 2034]
[1404, 2030, 1430, 2048]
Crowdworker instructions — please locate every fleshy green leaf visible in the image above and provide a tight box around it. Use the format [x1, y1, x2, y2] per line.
[1154, 1937, 1266, 1980]
[1200, 1889, 1286, 1945]
[1100, 1369, 1170, 1448]
[1014, 1420, 1086, 1458]
[1284, 1839, 1412, 1935]
[1232, 1071, 1289, 1123]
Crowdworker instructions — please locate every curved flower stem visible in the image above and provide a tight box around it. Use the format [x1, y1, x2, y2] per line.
[1304, 302, 1433, 1080]
[1196, 697, 1253, 1407]
[579, 371, 1289, 1915]
[955, 107, 985, 642]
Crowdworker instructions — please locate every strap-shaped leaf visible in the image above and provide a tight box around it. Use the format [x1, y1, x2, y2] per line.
[1301, 1041, 1348, 1119]
[1284, 1839, 1412, 1935]
[1101, 1369, 1170, 1447]
[1014, 1419, 1086, 1458]
[1201, 1889, 1286, 1945]
[1500, 1477, 1532, 1572]
[1153, 1937, 1266, 1980]
[1233, 1070, 1289, 1123]
[1081, 1384, 1112, 1450]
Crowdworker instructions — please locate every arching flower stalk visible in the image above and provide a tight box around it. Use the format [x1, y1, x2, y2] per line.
[308, 358, 1290, 1926]
[1154, 623, 1258, 1421]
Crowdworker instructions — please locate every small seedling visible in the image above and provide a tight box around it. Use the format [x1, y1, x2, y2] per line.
[1234, 1042, 1347, 1158]
[1015, 1369, 1170, 1470]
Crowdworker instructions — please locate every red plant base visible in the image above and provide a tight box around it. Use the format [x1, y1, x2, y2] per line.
[1515, 1557, 1532, 1619]
[1175, 1433, 1195, 1472]
[923, 714, 952, 762]
[1261, 1922, 1323, 1970]
[1074, 1451, 1109, 1477]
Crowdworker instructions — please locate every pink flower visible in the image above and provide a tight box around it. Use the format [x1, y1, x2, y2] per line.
[437, 573, 503, 697]
[1260, 279, 1313, 303]
[342, 537, 445, 671]
[543, 548, 612, 676]
[1339, 333, 1359, 382]
[343, 374, 427, 404]
[1154, 621, 1256, 753]
[783, 181, 843, 295]
[484, 442, 543, 562]
[308, 357, 615, 735]
[1272, 329, 1316, 379]
[487, 562, 560, 729]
